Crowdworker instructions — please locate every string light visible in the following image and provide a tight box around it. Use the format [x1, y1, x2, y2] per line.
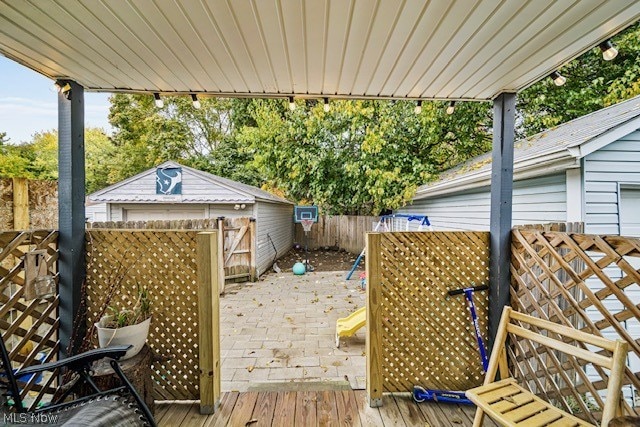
[288, 96, 296, 111]
[323, 97, 330, 112]
[599, 40, 618, 61]
[549, 71, 566, 86]
[446, 101, 456, 115]
[191, 94, 201, 109]
[154, 93, 164, 108]
[414, 100, 422, 114]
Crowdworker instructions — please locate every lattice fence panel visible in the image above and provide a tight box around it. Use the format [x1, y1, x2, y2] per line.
[511, 228, 640, 418]
[85, 229, 200, 400]
[0, 230, 59, 410]
[372, 231, 490, 392]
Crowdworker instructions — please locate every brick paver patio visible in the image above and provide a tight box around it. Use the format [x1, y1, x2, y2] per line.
[219, 270, 366, 391]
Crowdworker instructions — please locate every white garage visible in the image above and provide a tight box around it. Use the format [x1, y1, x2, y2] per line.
[88, 161, 294, 276]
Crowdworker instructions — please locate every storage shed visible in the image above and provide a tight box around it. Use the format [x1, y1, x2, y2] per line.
[88, 161, 294, 276]
[398, 96, 640, 392]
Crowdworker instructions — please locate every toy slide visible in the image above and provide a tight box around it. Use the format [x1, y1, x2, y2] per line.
[335, 306, 366, 347]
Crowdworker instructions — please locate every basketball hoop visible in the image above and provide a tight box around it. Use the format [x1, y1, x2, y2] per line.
[301, 219, 314, 233]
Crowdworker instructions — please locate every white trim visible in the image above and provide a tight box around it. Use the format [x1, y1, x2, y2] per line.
[566, 168, 583, 222]
[415, 157, 579, 199]
[572, 119, 640, 158]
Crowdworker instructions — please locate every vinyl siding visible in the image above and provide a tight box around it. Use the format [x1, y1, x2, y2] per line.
[255, 202, 294, 276]
[97, 168, 250, 203]
[107, 203, 257, 221]
[399, 174, 567, 231]
[85, 203, 108, 222]
[583, 133, 640, 403]
[583, 134, 640, 234]
[207, 204, 256, 219]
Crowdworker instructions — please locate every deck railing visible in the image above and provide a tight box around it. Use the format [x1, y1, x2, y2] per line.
[0, 230, 59, 410]
[84, 229, 220, 412]
[511, 227, 640, 419]
[366, 231, 490, 406]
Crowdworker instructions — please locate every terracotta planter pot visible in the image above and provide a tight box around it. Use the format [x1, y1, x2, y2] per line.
[95, 316, 151, 360]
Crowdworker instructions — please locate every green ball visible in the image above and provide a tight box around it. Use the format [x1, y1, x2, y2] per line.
[292, 262, 306, 275]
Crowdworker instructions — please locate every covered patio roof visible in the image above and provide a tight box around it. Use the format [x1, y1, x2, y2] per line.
[1, 0, 639, 101]
[2, 0, 640, 372]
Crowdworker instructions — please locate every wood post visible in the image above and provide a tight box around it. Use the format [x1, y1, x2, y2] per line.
[197, 232, 221, 414]
[57, 80, 85, 356]
[489, 92, 516, 352]
[12, 178, 29, 230]
[366, 232, 383, 407]
[216, 217, 226, 294]
[249, 218, 257, 281]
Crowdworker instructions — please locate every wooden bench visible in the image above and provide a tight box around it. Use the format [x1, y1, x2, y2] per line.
[466, 306, 628, 427]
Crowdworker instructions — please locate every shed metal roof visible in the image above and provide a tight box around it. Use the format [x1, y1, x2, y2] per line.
[90, 161, 293, 204]
[1, 1, 639, 101]
[414, 95, 640, 200]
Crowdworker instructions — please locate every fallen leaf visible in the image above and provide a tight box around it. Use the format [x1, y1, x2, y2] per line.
[247, 366, 254, 372]
[503, 396, 516, 404]
[245, 419, 258, 426]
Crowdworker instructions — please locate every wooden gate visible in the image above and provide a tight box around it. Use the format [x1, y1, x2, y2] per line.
[217, 217, 256, 286]
[88, 217, 256, 290]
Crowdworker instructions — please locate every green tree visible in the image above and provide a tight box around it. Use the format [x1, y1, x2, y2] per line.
[107, 94, 240, 182]
[0, 128, 115, 193]
[517, 22, 640, 137]
[237, 99, 490, 215]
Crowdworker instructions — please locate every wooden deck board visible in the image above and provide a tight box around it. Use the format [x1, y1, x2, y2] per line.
[317, 390, 339, 426]
[378, 394, 407, 426]
[394, 394, 429, 426]
[271, 391, 297, 427]
[335, 390, 361, 426]
[158, 390, 484, 426]
[295, 390, 317, 426]
[251, 391, 278, 427]
[227, 391, 259, 427]
[207, 391, 239, 427]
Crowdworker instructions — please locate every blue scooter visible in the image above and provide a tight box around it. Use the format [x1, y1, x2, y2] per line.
[413, 284, 489, 405]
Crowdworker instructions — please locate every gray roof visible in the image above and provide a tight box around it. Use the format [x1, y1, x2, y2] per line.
[89, 161, 292, 205]
[414, 95, 640, 200]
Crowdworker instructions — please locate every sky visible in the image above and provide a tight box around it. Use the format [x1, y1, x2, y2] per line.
[0, 55, 112, 144]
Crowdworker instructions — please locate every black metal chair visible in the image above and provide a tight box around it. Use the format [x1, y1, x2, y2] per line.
[1, 335, 156, 426]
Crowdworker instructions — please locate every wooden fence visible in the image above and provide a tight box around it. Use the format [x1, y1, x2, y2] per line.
[294, 215, 379, 254]
[88, 217, 255, 286]
[84, 229, 220, 410]
[0, 230, 59, 410]
[511, 227, 640, 420]
[366, 231, 490, 406]
[0, 178, 58, 230]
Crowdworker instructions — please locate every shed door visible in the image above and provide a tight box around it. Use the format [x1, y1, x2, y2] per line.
[619, 188, 640, 386]
[124, 206, 205, 221]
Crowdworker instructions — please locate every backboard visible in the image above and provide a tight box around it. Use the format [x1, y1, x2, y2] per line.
[294, 206, 318, 223]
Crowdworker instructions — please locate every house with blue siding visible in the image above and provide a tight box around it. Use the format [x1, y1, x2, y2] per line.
[400, 95, 640, 235]
[399, 95, 640, 402]
[89, 161, 294, 277]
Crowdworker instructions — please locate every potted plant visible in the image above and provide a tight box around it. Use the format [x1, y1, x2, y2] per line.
[95, 285, 152, 360]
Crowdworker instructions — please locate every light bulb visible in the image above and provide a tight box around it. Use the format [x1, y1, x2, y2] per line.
[323, 97, 330, 112]
[550, 72, 566, 87]
[191, 94, 201, 109]
[289, 96, 296, 111]
[154, 93, 164, 108]
[599, 40, 618, 61]
[414, 100, 422, 114]
[446, 101, 455, 115]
